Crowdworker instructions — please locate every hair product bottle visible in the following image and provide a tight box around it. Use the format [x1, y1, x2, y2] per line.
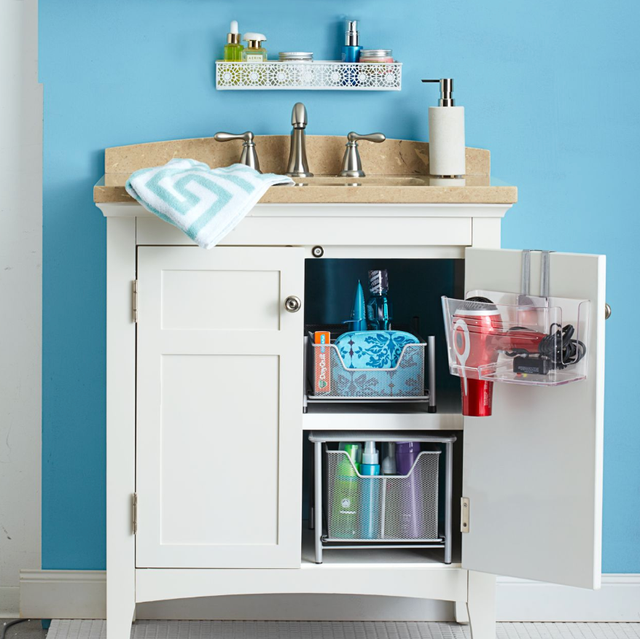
[330, 443, 362, 538]
[360, 441, 381, 539]
[396, 441, 423, 538]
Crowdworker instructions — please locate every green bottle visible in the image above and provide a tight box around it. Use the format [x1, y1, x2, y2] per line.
[223, 21, 243, 62]
[330, 443, 362, 539]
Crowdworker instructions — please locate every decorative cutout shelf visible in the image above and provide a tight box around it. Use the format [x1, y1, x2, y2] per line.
[215, 61, 402, 91]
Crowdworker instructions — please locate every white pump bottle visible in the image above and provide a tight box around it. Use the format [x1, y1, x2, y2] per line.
[423, 78, 466, 178]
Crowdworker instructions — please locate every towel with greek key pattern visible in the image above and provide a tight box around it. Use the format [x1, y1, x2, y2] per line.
[125, 159, 294, 249]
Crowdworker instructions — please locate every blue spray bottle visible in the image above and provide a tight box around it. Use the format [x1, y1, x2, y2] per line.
[360, 441, 381, 539]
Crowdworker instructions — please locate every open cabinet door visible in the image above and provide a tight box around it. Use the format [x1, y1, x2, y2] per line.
[461, 248, 605, 589]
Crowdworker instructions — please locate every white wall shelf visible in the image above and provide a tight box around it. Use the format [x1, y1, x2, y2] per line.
[215, 61, 402, 91]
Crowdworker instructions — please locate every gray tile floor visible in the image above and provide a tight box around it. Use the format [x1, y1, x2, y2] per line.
[25, 620, 640, 639]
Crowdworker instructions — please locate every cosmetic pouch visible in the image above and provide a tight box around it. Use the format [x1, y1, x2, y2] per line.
[334, 330, 420, 369]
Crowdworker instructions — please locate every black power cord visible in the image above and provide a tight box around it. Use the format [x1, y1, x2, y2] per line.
[538, 323, 586, 369]
[506, 323, 586, 372]
[1, 620, 34, 639]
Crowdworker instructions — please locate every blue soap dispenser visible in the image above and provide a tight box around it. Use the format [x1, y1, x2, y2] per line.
[342, 20, 362, 62]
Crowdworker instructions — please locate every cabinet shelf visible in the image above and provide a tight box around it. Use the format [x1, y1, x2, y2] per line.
[302, 396, 463, 431]
[216, 61, 402, 91]
[301, 528, 459, 567]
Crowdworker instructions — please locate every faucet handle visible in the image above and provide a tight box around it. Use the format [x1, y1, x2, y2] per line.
[214, 131, 254, 143]
[213, 131, 260, 172]
[340, 132, 386, 178]
[347, 132, 386, 144]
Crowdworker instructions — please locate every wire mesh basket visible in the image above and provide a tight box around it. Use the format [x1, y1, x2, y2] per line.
[308, 337, 426, 399]
[325, 449, 441, 542]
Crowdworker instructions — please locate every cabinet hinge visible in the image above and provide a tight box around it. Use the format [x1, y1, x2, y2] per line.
[461, 497, 470, 533]
[132, 493, 138, 535]
[132, 280, 138, 323]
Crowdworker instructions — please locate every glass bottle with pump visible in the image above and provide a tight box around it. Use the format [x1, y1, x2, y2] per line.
[242, 33, 268, 62]
[342, 20, 362, 62]
[224, 21, 243, 62]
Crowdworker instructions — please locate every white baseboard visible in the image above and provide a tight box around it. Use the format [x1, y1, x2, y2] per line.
[0, 585, 20, 618]
[20, 570, 640, 622]
[20, 571, 106, 620]
[496, 575, 640, 622]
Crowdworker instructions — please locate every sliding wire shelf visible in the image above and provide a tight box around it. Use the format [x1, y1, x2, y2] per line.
[215, 61, 402, 91]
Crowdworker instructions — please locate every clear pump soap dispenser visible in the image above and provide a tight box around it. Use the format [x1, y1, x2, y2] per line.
[422, 78, 466, 177]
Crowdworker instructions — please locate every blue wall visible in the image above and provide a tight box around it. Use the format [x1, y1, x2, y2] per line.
[40, 0, 640, 572]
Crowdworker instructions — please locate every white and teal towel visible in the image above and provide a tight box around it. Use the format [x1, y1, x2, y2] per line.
[125, 159, 294, 249]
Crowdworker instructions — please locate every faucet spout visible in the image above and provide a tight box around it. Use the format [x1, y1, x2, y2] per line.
[287, 102, 313, 177]
[291, 102, 308, 129]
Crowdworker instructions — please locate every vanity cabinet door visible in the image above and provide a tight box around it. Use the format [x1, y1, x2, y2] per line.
[135, 246, 304, 568]
[461, 248, 605, 589]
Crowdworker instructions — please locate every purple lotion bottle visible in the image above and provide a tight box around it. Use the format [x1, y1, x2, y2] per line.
[396, 441, 422, 539]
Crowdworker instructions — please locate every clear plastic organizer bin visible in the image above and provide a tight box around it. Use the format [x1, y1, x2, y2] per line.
[306, 332, 436, 404]
[326, 448, 440, 542]
[308, 432, 456, 564]
[442, 290, 591, 386]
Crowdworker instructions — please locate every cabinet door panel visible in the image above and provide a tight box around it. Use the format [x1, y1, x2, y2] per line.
[161, 269, 281, 331]
[159, 354, 279, 546]
[136, 246, 304, 568]
[462, 248, 605, 589]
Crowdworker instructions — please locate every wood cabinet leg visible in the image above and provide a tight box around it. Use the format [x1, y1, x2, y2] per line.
[106, 600, 135, 639]
[467, 571, 496, 639]
[455, 600, 470, 624]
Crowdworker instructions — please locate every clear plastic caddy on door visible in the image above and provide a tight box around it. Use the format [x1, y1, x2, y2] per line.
[442, 290, 590, 387]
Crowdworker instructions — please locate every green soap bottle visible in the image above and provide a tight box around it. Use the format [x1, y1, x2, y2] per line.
[330, 443, 362, 539]
[224, 21, 243, 62]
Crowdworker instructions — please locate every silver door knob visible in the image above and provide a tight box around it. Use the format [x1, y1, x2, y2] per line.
[605, 303, 611, 320]
[284, 296, 302, 313]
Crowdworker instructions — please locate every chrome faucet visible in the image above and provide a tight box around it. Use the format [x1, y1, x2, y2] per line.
[340, 131, 386, 178]
[213, 131, 261, 172]
[286, 103, 313, 177]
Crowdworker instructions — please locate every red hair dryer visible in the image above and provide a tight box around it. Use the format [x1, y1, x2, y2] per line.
[453, 297, 502, 417]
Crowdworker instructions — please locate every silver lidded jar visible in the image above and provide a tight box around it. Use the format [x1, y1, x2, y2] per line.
[279, 52, 314, 62]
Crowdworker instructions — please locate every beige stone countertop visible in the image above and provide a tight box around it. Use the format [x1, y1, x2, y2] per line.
[93, 136, 518, 205]
[94, 173, 517, 205]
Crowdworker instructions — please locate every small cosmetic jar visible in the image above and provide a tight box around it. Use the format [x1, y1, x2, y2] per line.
[279, 52, 314, 62]
[360, 49, 394, 63]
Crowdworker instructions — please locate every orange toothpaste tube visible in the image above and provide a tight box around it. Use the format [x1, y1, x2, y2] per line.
[314, 331, 331, 394]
